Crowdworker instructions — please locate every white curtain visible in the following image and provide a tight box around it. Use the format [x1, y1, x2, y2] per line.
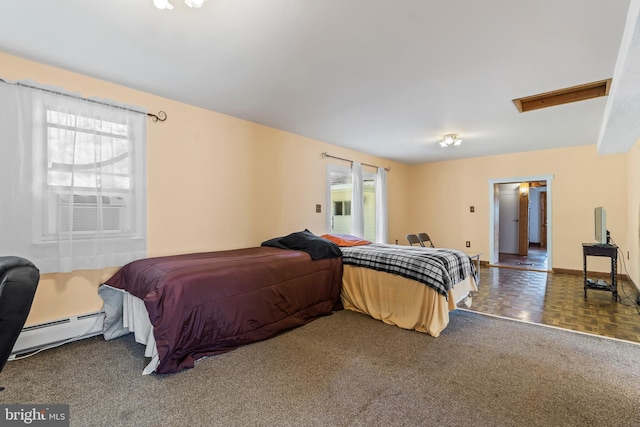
[0, 80, 147, 274]
[351, 162, 364, 238]
[375, 167, 388, 243]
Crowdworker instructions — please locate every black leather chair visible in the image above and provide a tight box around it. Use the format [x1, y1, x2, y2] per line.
[0, 256, 40, 391]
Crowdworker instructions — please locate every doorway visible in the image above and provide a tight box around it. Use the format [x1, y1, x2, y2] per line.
[489, 175, 553, 271]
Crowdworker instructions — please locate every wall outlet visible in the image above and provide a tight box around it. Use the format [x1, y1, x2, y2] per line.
[315, 204, 321, 213]
[466, 241, 471, 248]
[470, 206, 474, 213]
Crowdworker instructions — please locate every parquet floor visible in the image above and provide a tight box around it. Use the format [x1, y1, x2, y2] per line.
[459, 266, 640, 343]
[492, 247, 549, 271]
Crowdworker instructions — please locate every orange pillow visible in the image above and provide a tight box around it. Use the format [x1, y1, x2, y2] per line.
[321, 234, 371, 247]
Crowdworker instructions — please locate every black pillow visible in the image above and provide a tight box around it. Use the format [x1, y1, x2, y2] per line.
[262, 230, 342, 260]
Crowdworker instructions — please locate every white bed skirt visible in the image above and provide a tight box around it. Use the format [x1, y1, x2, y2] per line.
[98, 285, 159, 374]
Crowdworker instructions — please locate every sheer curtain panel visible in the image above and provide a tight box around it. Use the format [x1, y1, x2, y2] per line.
[375, 167, 388, 243]
[351, 162, 364, 238]
[0, 80, 147, 274]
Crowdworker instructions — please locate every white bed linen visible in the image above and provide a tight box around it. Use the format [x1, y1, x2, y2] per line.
[100, 284, 159, 374]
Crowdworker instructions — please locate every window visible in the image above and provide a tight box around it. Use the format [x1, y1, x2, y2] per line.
[333, 201, 351, 216]
[0, 80, 147, 273]
[42, 108, 136, 239]
[327, 165, 377, 241]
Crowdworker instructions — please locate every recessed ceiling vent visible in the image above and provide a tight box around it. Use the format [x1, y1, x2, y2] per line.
[512, 79, 612, 113]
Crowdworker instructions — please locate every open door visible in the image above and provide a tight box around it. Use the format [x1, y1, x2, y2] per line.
[540, 191, 547, 248]
[498, 184, 520, 255]
[518, 182, 529, 256]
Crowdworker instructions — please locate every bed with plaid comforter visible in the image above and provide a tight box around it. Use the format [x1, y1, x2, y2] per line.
[340, 243, 478, 298]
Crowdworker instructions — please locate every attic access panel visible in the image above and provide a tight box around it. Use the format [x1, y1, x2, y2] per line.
[513, 79, 612, 113]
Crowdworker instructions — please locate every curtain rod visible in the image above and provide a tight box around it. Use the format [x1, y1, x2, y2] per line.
[322, 152, 390, 172]
[0, 78, 167, 122]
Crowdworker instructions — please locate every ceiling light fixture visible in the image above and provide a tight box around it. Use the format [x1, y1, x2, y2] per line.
[439, 133, 462, 148]
[153, 0, 208, 10]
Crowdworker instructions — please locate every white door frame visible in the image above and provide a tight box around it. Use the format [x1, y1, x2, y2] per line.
[488, 174, 554, 268]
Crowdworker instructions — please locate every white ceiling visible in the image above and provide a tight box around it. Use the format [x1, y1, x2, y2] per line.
[0, 0, 636, 164]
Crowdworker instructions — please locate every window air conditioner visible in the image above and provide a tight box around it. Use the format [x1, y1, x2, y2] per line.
[57, 194, 126, 233]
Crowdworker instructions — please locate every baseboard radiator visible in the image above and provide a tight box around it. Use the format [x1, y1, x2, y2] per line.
[10, 311, 105, 357]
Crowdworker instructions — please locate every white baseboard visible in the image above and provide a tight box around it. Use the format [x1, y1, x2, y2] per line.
[11, 311, 105, 356]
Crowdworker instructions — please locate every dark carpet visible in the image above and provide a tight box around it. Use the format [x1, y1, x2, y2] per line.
[1, 309, 639, 426]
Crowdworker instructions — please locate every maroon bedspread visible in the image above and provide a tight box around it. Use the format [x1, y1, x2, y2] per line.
[105, 247, 343, 373]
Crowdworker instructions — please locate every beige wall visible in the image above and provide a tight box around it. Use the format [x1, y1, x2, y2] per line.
[0, 52, 410, 325]
[407, 146, 628, 272]
[3, 51, 637, 326]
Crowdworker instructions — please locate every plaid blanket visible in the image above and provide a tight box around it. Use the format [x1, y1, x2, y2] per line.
[340, 244, 478, 298]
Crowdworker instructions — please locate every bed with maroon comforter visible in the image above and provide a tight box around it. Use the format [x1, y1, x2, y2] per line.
[100, 244, 343, 374]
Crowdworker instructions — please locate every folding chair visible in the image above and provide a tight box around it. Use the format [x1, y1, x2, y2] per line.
[406, 234, 421, 246]
[417, 232, 435, 248]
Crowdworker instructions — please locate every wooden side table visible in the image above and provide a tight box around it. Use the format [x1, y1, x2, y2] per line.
[582, 243, 618, 302]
